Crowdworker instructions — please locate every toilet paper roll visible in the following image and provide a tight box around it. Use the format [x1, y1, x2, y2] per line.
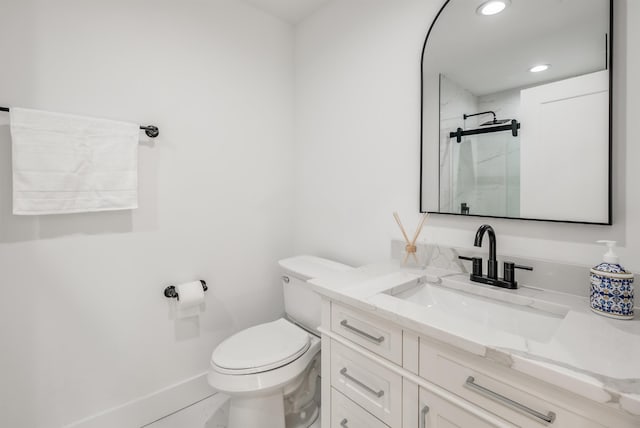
[175, 281, 205, 317]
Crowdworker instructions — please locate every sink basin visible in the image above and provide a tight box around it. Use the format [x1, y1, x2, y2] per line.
[387, 281, 568, 343]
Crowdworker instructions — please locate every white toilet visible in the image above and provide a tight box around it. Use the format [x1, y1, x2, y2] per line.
[207, 256, 352, 428]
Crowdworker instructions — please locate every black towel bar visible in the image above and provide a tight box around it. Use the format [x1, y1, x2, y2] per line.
[449, 120, 520, 143]
[0, 106, 159, 138]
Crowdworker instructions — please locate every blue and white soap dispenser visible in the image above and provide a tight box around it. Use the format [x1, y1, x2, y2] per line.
[590, 240, 634, 319]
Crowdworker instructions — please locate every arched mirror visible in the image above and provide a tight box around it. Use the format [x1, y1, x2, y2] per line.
[420, 0, 612, 224]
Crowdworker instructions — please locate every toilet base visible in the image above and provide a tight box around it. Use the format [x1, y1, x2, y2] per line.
[227, 391, 285, 428]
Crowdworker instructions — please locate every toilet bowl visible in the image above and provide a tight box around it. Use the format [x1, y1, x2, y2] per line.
[207, 256, 352, 428]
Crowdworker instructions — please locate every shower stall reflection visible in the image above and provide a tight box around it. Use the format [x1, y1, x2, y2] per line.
[439, 74, 521, 218]
[441, 130, 520, 218]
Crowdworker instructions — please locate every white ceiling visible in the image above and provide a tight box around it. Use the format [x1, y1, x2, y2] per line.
[241, 0, 332, 23]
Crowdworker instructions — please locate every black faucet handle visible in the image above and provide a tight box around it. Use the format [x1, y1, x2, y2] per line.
[459, 256, 483, 277]
[503, 262, 533, 284]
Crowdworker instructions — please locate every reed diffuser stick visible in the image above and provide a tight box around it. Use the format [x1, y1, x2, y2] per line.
[393, 212, 419, 264]
[411, 213, 429, 245]
[393, 212, 412, 244]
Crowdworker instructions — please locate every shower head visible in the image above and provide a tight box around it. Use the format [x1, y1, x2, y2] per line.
[480, 118, 512, 126]
[463, 111, 512, 126]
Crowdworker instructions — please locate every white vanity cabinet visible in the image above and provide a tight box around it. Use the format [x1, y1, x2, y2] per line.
[321, 301, 639, 428]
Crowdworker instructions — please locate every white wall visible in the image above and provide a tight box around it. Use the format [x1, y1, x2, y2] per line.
[294, 0, 440, 265]
[0, 0, 294, 427]
[294, 0, 639, 273]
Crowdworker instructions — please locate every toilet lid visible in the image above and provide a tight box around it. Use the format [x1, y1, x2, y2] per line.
[211, 318, 310, 375]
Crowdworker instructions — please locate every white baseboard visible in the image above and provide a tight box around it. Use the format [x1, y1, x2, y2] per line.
[65, 372, 214, 428]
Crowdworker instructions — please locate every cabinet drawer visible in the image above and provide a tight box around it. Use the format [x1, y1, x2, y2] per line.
[332, 388, 389, 428]
[331, 302, 402, 364]
[331, 340, 402, 427]
[420, 386, 516, 428]
[420, 342, 605, 427]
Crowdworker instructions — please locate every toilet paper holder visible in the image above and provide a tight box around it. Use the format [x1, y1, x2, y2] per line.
[164, 280, 208, 300]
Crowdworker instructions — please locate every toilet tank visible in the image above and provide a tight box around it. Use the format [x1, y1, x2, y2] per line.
[279, 256, 353, 334]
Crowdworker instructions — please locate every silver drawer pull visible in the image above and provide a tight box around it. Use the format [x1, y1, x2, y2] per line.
[340, 319, 385, 343]
[340, 367, 385, 398]
[421, 405, 430, 428]
[465, 376, 556, 424]
[340, 418, 348, 427]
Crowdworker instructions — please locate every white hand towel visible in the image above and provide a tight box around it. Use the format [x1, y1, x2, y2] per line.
[10, 107, 139, 215]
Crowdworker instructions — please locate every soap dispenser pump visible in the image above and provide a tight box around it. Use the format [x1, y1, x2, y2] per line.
[590, 240, 634, 319]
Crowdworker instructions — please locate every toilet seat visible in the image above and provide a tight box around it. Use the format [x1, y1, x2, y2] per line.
[208, 321, 321, 397]
[211, 318, 311, 375]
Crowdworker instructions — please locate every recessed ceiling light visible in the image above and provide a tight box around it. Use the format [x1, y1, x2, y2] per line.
[529, 64, 550, 73]
[477, 0, 510, 16]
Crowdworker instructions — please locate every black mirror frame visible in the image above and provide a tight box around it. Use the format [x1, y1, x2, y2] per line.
[418, 0, 614, 226]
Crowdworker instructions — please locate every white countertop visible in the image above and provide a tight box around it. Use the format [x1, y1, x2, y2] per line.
[308, 261, 640, 417]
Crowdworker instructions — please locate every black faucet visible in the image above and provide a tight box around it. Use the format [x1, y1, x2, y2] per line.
[474, 224, 497, 279]
[458, 224, 533, 289]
